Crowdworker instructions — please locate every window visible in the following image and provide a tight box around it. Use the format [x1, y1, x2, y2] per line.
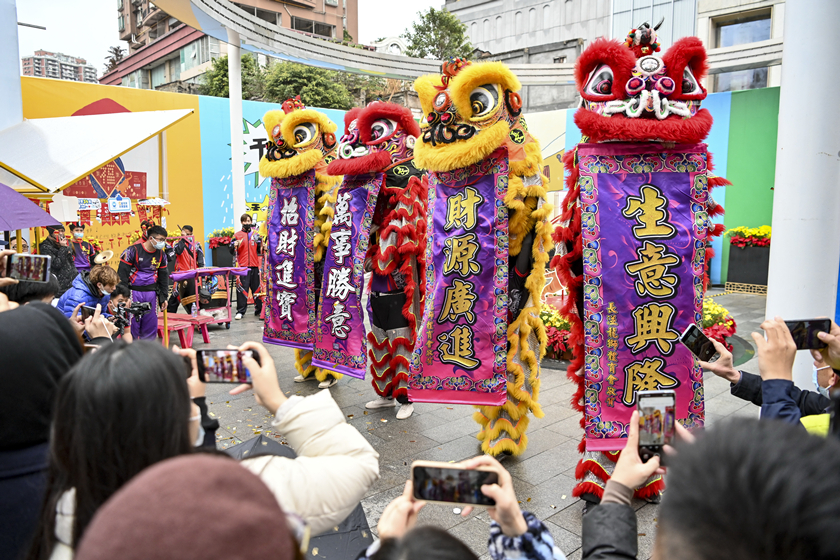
[151, 63, 166, 88]
[529, 8, 536, 31]
[515, 11, 523, 35]
[611, 0, 698, 50]
[543, 5, 550, 29]
[117, 0, 123, 9]
[325, 0, 338, 5]
[713, 10, 771, 92]
[471, 21, 478, 41]
[484, 19, 490, 40]
[118, 15, 125, 31]
[291, 16, 333, 38]
[495, 15, 503, 38]
[553, 55, 567, 63]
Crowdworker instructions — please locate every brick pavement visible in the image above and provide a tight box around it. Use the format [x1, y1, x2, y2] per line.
[197, 288, 765, 559]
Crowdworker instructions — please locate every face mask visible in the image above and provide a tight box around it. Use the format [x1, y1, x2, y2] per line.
[154, 241, 166, 250]
[73, 232, 84, 239]
[99, 285, 113, 296]
[190, 414, 205, 447]
[813, 367, 831, 398]
[242, 224, 252, 232]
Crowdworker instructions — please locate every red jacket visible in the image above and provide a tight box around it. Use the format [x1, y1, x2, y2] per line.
[232, 230, 261, 267]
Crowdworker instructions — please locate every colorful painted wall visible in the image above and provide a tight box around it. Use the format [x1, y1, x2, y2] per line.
[565, 86, 779, 286]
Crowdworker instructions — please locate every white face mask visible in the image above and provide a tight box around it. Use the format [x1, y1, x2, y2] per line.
[813, 367, 831, 399]
[154, 241, 166, 250]
[99, 285, 113, 296]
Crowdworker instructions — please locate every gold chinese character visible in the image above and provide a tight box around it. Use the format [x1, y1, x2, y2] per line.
[621, 357, 679, 406]
[608, 364, 616, 375]
[624, 303, 680, 354]
[607, 327, 618, 339]
[438, 279, 478, 324]
[443, 233, 481, 276]
[607, 351, 618, 362]
[606, 386, 617, 397]
[607, 374, 618, 385]
[607, 338, 618, 349]
[437, 325, 480, 369]
[622, 185, 675, 238]
[606, 397, 616, 407]
[445, 186, 484, 231]
[607, 302, 618, 314]
[607, 315, 618, 326]
[624, 241, 680, 298]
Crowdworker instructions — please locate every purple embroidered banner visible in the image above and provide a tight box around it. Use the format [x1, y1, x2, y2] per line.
[263, 171, 316, 350]
[409, 149, 509, 406]
[578, 143, 709, 451]
[312, 173, 383, 378]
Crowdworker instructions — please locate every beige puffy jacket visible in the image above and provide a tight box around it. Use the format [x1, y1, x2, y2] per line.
[240, 389, 380, 535]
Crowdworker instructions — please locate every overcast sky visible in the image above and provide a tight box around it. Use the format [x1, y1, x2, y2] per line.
[15, 0, 443, 77]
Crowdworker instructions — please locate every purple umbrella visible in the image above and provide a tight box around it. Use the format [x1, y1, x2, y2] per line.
[0, 183, 61, 231]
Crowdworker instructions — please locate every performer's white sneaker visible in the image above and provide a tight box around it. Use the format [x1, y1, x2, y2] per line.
[318, 377, 338, 389]
[396, 403, 414, 419]
[234, 313, 243, 320]
[365, 397, 396, 409]
[293, 375, 309, 383]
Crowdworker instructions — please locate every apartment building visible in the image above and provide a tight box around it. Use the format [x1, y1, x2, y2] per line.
[21, 50, 98, 83]
[103, 0, 358, 90]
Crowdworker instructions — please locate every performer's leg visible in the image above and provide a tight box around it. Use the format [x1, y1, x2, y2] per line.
[366, 290, 411, 415]
[166, 281, 180, 314]
[249, 267, 262, 315]
[293, 349, 318, 382]
[181, 278, 197, 315]
[132, 291, 159, 341]
[235, 275, 248, 317]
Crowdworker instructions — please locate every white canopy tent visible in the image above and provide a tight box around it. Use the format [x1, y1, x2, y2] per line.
[0, 109, 193, 196]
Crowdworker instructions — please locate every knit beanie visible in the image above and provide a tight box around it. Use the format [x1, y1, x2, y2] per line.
[75, 454, 297, 560]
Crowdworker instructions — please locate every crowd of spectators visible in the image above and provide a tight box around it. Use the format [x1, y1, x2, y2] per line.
[2, 246, 840, 560]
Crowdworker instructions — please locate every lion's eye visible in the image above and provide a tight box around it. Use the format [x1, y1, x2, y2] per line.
[681, 67, 702, 95]
[584, 64, 614, 97]
[370, 118, 397, 141]
[293, 123, 317, 145]
[469, 84, 499, 117]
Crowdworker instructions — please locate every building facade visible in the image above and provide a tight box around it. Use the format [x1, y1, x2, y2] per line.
[21, 50, 98, 83]
[104, 0, 358, 91]
[448, 0, 783, 111]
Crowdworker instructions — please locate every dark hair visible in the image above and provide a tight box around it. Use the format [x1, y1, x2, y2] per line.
[0, 273, 59, 303]
[26, 341, 193, 560]
[181, 225, 193, 233]
[659, 418, 840, 560]
[146, 225, 168, 239]
[240, 213, 252, 224]
[111, 282, 131, 300]
[372, 526, 479, 560]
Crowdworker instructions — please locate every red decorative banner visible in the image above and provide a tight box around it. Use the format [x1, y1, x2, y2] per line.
[64, 162, 147, 200]
[78, 209, 93, 226]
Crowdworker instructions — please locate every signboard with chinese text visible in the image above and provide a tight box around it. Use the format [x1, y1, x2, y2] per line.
[578, 143, 708, 451]
[409, 149, 509, 406]
[108, 195, 132, 213]
[263, 172, 316, 350]
[312, 173, 383, 378]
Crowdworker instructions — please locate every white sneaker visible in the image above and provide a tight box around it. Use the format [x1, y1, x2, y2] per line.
[293, 375, 308, 383]
[318, 377, 338, 389]
[234, 313, 243, 320]
[365, 396, 396, 410]
[396, 403, 414, 419]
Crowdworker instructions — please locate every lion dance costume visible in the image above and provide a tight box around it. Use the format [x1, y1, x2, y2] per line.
[553, 26, 727, 500]
[312, 103, 426, 412]
[409, 59, 553, 456]
[260, 96, 343, 386]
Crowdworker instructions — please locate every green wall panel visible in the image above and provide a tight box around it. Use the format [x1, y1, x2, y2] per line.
[721, 87, 779, 283]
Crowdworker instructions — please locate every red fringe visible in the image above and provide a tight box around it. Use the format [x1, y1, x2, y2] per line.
[572, 481, 605, 500]
[633, 478, 665, 500]
[575, 458, 611, 482]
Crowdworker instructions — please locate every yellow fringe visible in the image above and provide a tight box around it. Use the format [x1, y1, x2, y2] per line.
[414, 120, 510, 172]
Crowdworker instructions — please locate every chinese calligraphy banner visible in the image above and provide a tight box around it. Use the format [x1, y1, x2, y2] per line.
[263, 171, 316, 351]
[578, 143, 709, 451]
[409, 149, 509, 406]
[312, 173, 383, 378]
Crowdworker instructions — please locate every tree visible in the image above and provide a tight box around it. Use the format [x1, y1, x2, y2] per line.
[199, 54, 266, 100]
[335, 72, 387, 106]
[104, 46, 125, 73]
[402, 8, 472, 60]
[264, 62, 353, 110]
[343, 28, 353, 42]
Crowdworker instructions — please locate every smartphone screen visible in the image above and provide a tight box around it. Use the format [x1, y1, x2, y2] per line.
[411, 464, 499, 506]
[80, 306, 98, 321]
[638, 390, 676, 449]
[784, 319, 830, 350]
[196, 349, 258, 383]
[6, 254, 51, 283]
[679, 324, 718, 362]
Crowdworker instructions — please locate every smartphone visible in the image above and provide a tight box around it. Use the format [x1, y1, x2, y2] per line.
[637, 390, 676, 464]
[784, 319, 831, 350]
[80, 305, 98, 321]
[5, 253, 51, 283]
[411, 460, 499, 507]
[196, 349, 260, 383]
[679, 324, 718, 362]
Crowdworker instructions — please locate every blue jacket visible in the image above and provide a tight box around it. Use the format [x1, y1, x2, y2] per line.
[56, 273, 110, 317]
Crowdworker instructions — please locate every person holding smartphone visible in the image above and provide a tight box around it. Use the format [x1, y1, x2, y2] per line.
[38, 226, 76, 297]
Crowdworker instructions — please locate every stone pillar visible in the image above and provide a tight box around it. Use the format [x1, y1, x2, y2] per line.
[227, 28, 246, 223]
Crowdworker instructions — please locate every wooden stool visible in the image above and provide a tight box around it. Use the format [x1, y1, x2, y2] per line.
[157, 318, 194, 348]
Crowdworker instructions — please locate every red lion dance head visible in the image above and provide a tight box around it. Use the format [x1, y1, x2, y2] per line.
[327, 101, 421, 176]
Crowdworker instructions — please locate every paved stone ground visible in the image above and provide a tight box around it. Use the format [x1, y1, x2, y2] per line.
[196, 288, 765, 560]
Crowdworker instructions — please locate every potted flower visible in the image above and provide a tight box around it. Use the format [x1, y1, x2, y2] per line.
[208, 227, 235, 267]
[726, 225, 771, 285]
[540, 304, 574, 360]
[701, 298, 737, 352]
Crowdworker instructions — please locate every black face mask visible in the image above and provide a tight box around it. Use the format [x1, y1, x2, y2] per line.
[242, 224, 252, 232]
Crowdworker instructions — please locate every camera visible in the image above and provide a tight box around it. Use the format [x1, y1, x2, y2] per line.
[112, 301, 152, 335]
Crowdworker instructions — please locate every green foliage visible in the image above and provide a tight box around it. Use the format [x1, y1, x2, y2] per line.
[199, 54, 265, 100]
[343, 28, 353, 42]
[402, 7, 472, 60]
[334, 72, 387, 105]
[104, 46, 125, 73]
[264, 61, 353, 110]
